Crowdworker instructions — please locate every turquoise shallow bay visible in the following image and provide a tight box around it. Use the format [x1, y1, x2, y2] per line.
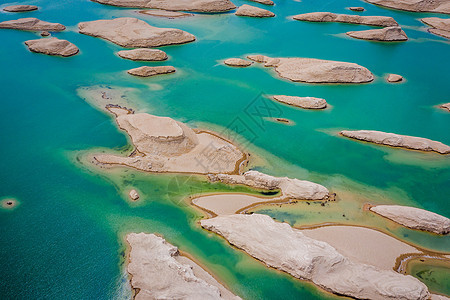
[0, 0, 449, 298]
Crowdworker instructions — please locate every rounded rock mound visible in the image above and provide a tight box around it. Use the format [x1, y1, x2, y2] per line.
[25, 38, 79, 57]
[236, 4, 275, 17]
[118, 48, 167, 61]
[3, 5, 38, 12]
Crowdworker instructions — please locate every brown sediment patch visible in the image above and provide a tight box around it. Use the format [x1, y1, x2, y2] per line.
[1, 198, 19, 210]
[395, 253, 450, 275]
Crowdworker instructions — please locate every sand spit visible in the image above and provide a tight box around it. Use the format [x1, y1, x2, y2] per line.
[301, 225, 421, 270]
[24, 38, 79, 57]
[127, 66, 175, 77]
[78, 17, 195, 48]
[3, 5, 38, 12]
[0, 18, 65, 31]
[370, 205, 450, 235]
[201, 214, 430, 300]
[224, 58, 252, 67]
[272, 95, 327, 109]
[92, 108, 246, 174]
[340, 130, 450, 154]
[208, 170, 330, 201]
[293, 12, 398, 27]
[387, 73, 404, 82]
[421, 17, 450, 39]
[347, 26, 408, 41]
[247, 55, 374, 83]
[139, 9, 193, 18]
[118, 48, 167, 61]
[126, 233, 239, 299]
[91, 0, 236, 12]
[439, 103, 450, 112]
[249, 0, 274, 5]
[364, 0, 450, 14]
[235, 4, 275, 17]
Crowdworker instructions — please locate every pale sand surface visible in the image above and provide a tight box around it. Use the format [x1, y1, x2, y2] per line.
[192, 194, 280, 215]
[301, 225, 421, 270]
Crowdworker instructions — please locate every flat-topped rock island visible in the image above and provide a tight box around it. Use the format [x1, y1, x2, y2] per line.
[90, 0, 236, 12]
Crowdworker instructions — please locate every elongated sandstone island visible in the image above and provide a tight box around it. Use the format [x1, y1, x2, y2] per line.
[293, 12, 398, 27]
[370, 205, 450, 235]
[0, 18, 65, 31]
[117, 48, 167, 61]
[3, 5, 38, 12]
[364, 0, 450, 14]
[25, 38, 79, 57]
[272, 95, 327, 109]
[347, 26, 408, 42]
[340, 130, 450, 154]
[127, 66, 175, 77]
[201, 214, 430, 300]
[421, 17, 450, 39]
[90, 0, 236, 12]
[224, 58, 252, 67]
[139, 9, 193, 19]
[235, 5, 275, 18]
[78, 17, 195, 48]
[91, 107, 246, 174]
[126, 233, 239, 299]
[247, 55, 374, 83]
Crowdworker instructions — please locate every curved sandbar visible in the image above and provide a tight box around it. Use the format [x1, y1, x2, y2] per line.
[370, 205, 450, 235]
[247, 55, 374, 84]
[90, 0, 236, 12]
[201, 214, 430, 300]
[78, 17, 195, 48]
[126, 233, 239, 299]
[118, 48, 167, 61]
[272, 95, 327, 109]
[364, 0, 450, 14]
[127, 66, 175, 77]
[92, 107, 246, 174]
[224, 58, 252, 67]
[293, 12, 398, 27]
[3, 5, 38, 12]
[340, 130, 450, 154]
[346, 26, 408, 41]
[0, 18, 65, 31]
[208, 171, 330, 201]
[25, 38, 79, 57]
[235, 5, 275, 18]
[421, 17, 450, 39]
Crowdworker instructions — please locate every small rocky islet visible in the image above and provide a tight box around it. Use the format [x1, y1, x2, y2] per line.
[25, 38, 79, 57]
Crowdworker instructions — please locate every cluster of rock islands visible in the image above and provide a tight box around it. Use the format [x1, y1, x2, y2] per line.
[3, 0, 449, 299]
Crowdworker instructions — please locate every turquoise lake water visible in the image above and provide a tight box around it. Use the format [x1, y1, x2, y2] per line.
[1, 0, 449, 298]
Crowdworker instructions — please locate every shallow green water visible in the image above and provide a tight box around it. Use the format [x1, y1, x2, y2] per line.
[0, 0, 449, 299]
[407, 258, 450, 296]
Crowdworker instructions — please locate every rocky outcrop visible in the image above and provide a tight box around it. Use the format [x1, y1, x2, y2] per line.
[224, 58, 252, 67]
[201, 214, 430, 300]
[40, 31, 50, 37]
[126, 233, 239, 299]
[272, 95, 327, 109]
[24, 38, 79, 57]
[249, 0, 274, 5]
[91, 0, 236, 12]
[3, 5, 38, 12]
[248, 55, 374, 84]
[128, 189, 140, 200]
[92, 109, 245, 174]
[387, 74, 403, 82]
[117, 48, 167, 61]
[78, 17, 195, 48]
[370, 205, 450, 235]
[439, 103, 450, 112]
[208, 170, 330, 200]
[364, 0, 450, 14]
[235, 4, 275, 17]
[422, 17, 450, 39]
[349, 7, 365, 11]
[0, 18, 65, 31]
[139, 9, 193, 18]
[127, 66, 175, 77]
[347, 26, 408, 41]
[293, 12, 398, 27]
[340, 130, 450, 154]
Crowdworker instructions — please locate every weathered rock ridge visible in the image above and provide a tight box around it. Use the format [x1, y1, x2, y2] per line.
[0, 18, 65, 31]
[25, 38, 79, 57]
[201, 214, 430, 300]
[3, 5, 38, 12]
[118, 48, 167, 61]
[91, 0, 236, 12]
[370, 205, 450, 234]
[272, 95, 327, 109]
[78, 17, 195, 47]
[364, 0, 450, 14]
[422, 17, 450, 39]
[293, 12, 398, 27]
[347, 26, 408, 41]
[224, 58, 252, 67]
[340, 130, 450, 154]
[235, 4, 275, 17]
[127, 66, 175, 77]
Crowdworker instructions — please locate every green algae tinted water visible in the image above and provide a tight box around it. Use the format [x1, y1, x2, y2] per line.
[0, 0, 449, 298]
